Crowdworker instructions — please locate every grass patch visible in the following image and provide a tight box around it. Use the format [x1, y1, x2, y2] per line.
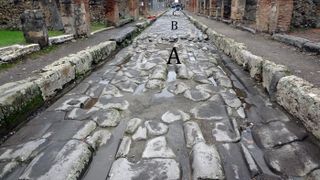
[28, 45, 58, 59]
[0, 62, 17, 72]
[91, 22, 107, 32]
[0, 30, 25, 47]
[0, 30, 64, 47]
[48, 30, 64, 37]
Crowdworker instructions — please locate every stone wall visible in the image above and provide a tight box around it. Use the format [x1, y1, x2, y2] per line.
[291, 0, 320, 29]
[243, 0, 257, 22]
[89, 0, 105, 23]
[0, 0, 39, 30]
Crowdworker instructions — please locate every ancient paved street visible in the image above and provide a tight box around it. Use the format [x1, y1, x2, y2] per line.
[1, 10, 320, 180]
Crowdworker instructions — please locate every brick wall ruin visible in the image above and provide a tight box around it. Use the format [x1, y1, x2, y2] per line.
[0, 0, 39, 30]
[291, 0, 320, 29]
[188, 0, 320, 33]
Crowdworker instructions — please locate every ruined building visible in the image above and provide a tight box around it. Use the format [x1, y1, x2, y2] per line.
[0, 0, 145, 36]
[186, 0, 320, 33]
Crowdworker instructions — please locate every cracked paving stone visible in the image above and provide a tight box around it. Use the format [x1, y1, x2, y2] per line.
[167, 81, 189, 95]
[183, 121, 205, 148]
[86, 129, 112, 150]
[0, 138, 47, 162]
[142, 136, 175, 158]
[192, 142, 224, 180]
[19, 140, 91, 180]
[264, 141, 320, 177]
[125, 118, 143, 134]
[116, 136, 132, 158]
[132, 126, 147, 141]
[252, 121, 307, 149]
[190, 100, 228, 121]
[108, 158, 180, 180]
[95, 96, 129, 110]
[145, 121, 169, 136]
[161, 110, 190, 123]
[184, 88, 211, 102]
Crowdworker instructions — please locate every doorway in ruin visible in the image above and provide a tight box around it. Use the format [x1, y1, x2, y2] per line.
[243, 0, 257, 26]
[222, 0, 231, 19]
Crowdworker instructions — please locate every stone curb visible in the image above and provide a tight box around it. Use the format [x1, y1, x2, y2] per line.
[49, 34, 74, 45]
[90, 26, 115, 36]
[273, 34, 320, 54]
[0, 44, 40, 63]
[186, 14, 320, 140]
[0, 18, 156, 135]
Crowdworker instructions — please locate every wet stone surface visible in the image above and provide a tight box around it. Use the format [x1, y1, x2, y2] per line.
[1, 10, 320, 180]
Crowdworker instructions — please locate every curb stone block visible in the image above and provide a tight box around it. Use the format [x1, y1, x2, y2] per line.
[262, 60, 290, 97]
[272, 34, 310, 49]
[276, 76, 320, 139]
[240, 50, 263, 81]
[303, 42, 320, 54]
[87, 41, 116, 64]
[36, 62, 76, 99]
[65, 50, 93, 76]
[49, 34, 74, 45]
[0, 80, 43, 132]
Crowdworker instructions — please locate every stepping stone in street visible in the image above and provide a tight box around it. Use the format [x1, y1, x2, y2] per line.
[145, 121, 169, 136]
[108, 158, 180, 180]
[192, 142, 224, 180]
[264, 141, 320, 177]
[190, 101, 228, 121]
[161, 110, 190, 123]
[252, 121, 307, 149]
[184, 88, 211, 102]
[126, 118, 142, 134]
[142, 136, 175, 158]
[183, 121, 205, 148]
